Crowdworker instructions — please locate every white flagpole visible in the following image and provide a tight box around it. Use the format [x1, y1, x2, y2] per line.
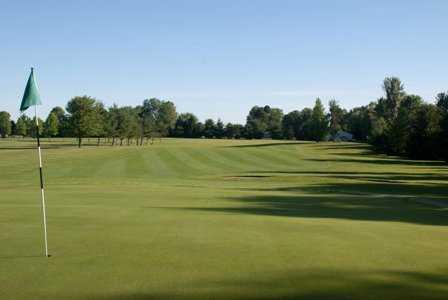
[35, 105, 49, 257]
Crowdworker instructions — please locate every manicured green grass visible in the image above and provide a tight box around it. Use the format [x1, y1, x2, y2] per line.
[1, 138, 447, 300]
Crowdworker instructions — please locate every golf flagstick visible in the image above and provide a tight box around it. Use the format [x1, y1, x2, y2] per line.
[20, 68, 49, 257]
[35, 105, 49, 257]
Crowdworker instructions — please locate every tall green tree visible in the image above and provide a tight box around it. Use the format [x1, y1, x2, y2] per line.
[267, 108, 283, 139]
[309, 98, 329, 141]
[107, 105, 121, 145]
[157, 101, 177, 137]
[246, 105, 283, 139]
[93, 102, 108, 145]
[173, 113, 199, 138]
[298, 108, 314, 140]
[246, 106, 269, 139]
[328, 99, 347, 134]
[436, 92, 448, 111]
[139, 98, 177, 143]
[386, 95, 422, 155]
[282, 109, 314, 141]
[44, 112, 59, 138]
[203, 119, 216, 138]
[282, 110, 300, 139]
[115, 106, 139, 145]
[436, 92, 448, 159]
[382, 77, 405, 121]
[0, 111, 11, 138]
[224, 123, 244, 139]
[346, 105, 372, 141]
[10, 120, 16, 137]
[15, 115, 29, 137]
[215, 119, 225, 139]
[366, 77, 407, 153]
[66, 96, 103, 147]
[407, 104, 441, 159]
[49, 106, 66, 122]
[138, 99, 155, 143]
[49, 106, 70, 137]
[27, 117, 44, 138]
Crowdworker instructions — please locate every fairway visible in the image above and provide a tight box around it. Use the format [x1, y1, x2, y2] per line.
[1, 138, 448, 300]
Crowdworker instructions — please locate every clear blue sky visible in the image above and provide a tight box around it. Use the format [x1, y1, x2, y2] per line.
[1, 0, 447, 123]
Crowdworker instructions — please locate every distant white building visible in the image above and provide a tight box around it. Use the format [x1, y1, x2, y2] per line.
[330, 131, 354, 142]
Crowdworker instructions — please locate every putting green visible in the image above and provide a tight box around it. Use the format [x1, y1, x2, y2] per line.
[1, 138, 447, 299]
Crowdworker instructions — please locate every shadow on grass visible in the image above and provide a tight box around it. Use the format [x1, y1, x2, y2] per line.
[0, 143, 115, 150]
[311, 142, 371, 150]
[306, 157, 446, 166]
[247, 170, 448, 182]
[225, 175, 273, 179]
[0, 144, 75, 150]
[308, 142, 447, 164]
[0, 255, 43, 259]
[186, 191, 448, 226]
[294, 181, 448, 198]
[93, 269, 448, 300]
[197, 170, 448, 226]
[224, 141, 307, 148]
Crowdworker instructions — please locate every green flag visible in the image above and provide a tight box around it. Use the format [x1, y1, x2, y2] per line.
[20, 68, 42, 112]
[19, 68, 49, 257]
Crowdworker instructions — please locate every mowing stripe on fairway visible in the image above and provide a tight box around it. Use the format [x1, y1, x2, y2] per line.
[157, 147, 202, 177]
[213, 147, 262, 171]
[179, 147, 229, 173]
[188, 147, 244, 173]
[140, 147, 176, 178]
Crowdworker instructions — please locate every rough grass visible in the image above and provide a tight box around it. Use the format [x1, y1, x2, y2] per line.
[1, 138, 448, 300]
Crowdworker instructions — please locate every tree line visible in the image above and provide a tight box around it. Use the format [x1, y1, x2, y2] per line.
[0, 77, 447, 160]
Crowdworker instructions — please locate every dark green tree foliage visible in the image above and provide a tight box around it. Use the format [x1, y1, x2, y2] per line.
[15, 115, 29, 136]
[48, 106, 70, 137]
[201, 118, 225, 139]
[268, 108, 283, 139]
[49, 106, 66, 127]
[367, 79, 431, 156]
[297, 108, 314, 140]
[157, 101, 177, 136]
[246, 106, 269, 139]
[137, 100, 152, 142]
[0, 111, 12, 138]
[66, 96, 103, 147]
[281, 109, 315, 140]
[436, 92, 448, 159]
[173, 113, 199, 138]
[343, 78, 448, 160]
[407, 104, 441, 159]
[386, 95, 422, 155]
[28, 117, 44, 138]
[195, 122, 205, 138]
[115, 106, 139, 145]
[309, 98, 329, 141]
[346, 105, 372, 141]
[224, 123, 244, 139]
[215, 119, 225, 139]
[328, 99, 347, 134]
[44, 112, 59, 138]
[282, 110, 300, 139]
[382, 77, 405, 120]
[107, 105, 121, 145]
[139, 98, 177, 142]
[246, 105, 283, 139]
[94, 102, 108, 143]
[436, 92, 448, 111]
[2, 77, 447, 160]
[10, 120, 16, 136]
[203, 119, 216, 138]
